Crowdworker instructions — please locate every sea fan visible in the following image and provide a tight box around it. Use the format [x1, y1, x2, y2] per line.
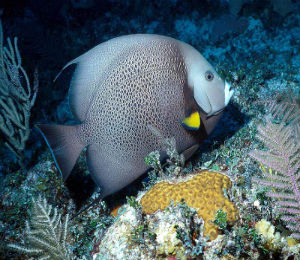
[267, 91, 300, 125]
[249, 94, 300, 239]
[8, 196, 70, 260]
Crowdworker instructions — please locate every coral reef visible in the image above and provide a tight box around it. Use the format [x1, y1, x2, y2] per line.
[1, 1, 300, 259]
[95, 205, 156, 260]
[140, 170, 239, 240]
[94, 199, 208, 260]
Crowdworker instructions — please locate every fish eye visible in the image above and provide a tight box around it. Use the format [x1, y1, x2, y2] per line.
[205, 71, 214, 81]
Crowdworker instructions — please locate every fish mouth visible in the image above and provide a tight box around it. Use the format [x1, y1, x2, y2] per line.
[224, 81, 234, 106]
[205, 107, 224, 119]
[205, 81, 233, 118]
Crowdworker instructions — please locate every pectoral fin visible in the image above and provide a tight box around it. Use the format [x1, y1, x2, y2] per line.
[180, 111, 201, 130]
[181, 144, 200, 160]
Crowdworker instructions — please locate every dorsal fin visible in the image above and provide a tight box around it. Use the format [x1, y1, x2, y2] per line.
[54, 56, 81, 82]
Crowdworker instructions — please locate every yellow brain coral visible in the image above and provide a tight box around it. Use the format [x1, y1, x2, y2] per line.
[140, 170, 239, 240]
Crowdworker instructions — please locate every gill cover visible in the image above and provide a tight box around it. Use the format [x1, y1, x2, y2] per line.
[194, 80, 233, 117]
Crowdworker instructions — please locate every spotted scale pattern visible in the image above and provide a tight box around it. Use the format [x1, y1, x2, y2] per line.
[77, 38, 199, 195]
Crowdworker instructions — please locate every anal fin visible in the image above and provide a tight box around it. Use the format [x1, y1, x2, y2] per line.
[36, 124, 85, 180]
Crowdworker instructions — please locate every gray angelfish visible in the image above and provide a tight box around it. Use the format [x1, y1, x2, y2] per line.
[37, 34, 233, 198]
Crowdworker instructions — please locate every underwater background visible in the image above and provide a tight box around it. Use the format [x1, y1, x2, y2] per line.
[0, 0, 300, 259]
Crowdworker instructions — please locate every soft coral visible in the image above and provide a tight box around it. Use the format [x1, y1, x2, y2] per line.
[249, 93, 300, 239]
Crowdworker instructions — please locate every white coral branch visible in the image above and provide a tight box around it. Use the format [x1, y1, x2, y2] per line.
[8, 196, 70, 260]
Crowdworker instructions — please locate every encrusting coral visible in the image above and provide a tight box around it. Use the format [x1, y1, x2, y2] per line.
[140, 170, 239, 240]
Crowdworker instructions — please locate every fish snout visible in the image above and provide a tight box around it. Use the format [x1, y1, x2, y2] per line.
[224, 81, 234, 106]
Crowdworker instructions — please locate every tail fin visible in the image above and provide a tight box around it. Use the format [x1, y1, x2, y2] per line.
[36, 124, 85, 180]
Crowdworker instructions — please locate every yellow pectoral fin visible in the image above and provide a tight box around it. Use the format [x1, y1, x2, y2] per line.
[181, 111, 201, 130]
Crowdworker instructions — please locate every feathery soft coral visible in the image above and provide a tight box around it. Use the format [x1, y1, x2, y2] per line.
[249, 93, 300, 239]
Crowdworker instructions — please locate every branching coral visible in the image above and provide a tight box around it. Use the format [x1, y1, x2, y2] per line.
[8, 196, 71, 260]
[249, 92, 300, 239]
[0, 20, 38, 164]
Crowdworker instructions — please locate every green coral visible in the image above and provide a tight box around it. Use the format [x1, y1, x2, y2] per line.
[213, 209, 228, 232]
[143, 137, 189, 189]
[126, 196, 142, 210]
